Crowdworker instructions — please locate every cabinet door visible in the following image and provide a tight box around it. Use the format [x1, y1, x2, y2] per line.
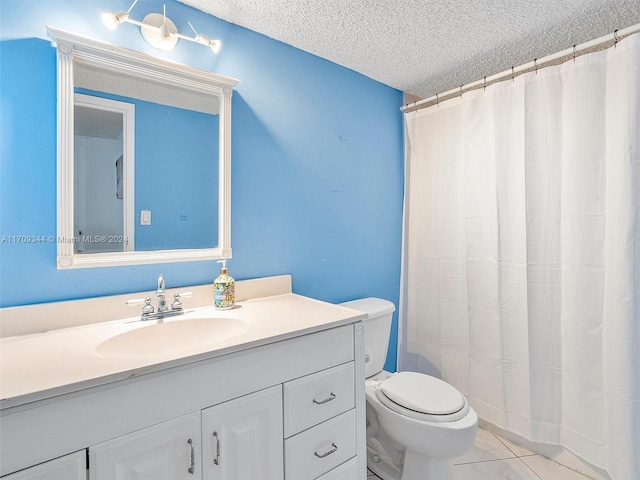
[202, 385, 283, 480]
[90, 412, 201, 480]
[2, 451, 85, 480]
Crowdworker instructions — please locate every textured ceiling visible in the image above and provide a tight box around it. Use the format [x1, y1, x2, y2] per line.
[178, 0, 640, 99]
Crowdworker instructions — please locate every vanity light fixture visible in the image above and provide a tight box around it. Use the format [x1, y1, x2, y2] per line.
[101, 0, 222, 53]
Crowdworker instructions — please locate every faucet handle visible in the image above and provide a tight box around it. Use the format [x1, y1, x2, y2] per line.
[171, 291, 193, 310]
[126, 297, 146, 306]
[126, 297, 155, 315]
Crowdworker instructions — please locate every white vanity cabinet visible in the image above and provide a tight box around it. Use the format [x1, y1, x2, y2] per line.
[89, 364, 357, 480]
[2, 451, 86, 480]
[1, 322, 367, 480]
[202, 385, 284, 479]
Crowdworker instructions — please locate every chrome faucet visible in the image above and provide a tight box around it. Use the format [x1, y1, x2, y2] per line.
[156, 274, 168, 313]
[126, 274, 193, 321]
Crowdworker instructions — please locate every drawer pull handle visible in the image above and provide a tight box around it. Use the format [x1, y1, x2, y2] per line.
[314, 442, 338, 459]
[213, 431, 221, 465]
[313, 392, 336, 405]
[187, 438, 195, 474]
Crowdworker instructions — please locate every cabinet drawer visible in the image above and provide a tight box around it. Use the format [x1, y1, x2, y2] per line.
[315, 457, 359, 480]
[284, 362, 355, 437]
[284, 409, 356, 480]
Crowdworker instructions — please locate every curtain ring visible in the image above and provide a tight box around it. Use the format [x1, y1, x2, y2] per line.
[436, 93, 439, 106]
[483, 76, 487, 91]
[511, 66, 515, 82]
[534, 58, 538, 74]
[460, 85, 463, 97]
[614, 29, 619, 48]
[573, 45, 577, 62]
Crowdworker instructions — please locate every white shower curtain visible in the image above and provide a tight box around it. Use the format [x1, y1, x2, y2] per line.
[399, 34, 639, 479]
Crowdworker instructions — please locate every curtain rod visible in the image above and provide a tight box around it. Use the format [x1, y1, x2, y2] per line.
[401, 22, 640, 112]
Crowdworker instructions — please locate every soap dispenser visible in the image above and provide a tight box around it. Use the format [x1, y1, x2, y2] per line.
[214, 260, 235, 310]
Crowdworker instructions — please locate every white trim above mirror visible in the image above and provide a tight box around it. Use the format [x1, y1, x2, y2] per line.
[47, 27, 239, 269]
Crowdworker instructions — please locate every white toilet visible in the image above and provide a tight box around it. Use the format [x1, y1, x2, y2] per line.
[340, 298, 478, 480]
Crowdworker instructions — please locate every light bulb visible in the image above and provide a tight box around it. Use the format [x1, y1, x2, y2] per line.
[159, 23, 170, 41]
[158, 24, 174, 50]
[209, 39, 221, 54]
[101, 11, 127, 30]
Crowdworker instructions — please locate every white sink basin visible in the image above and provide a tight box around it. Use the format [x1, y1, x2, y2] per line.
[96, 317, 248, 358]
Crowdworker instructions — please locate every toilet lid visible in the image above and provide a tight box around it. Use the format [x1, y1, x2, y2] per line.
[379, 372, 466, 415]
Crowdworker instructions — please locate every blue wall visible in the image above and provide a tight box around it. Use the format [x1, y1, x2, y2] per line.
[0, 0, 404, 371]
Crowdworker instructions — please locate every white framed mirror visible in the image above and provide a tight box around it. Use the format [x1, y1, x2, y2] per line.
[47, 27, 239, 269]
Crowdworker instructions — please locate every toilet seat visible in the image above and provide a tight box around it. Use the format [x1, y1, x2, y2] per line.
[374, 372, 470, 422]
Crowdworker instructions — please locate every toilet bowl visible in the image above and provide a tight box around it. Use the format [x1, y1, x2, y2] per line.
[340, 298, 477, 480]
[365, 371, 477, 479]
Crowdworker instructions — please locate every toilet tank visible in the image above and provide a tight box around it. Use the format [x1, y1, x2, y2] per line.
[339, 298, 396, 378]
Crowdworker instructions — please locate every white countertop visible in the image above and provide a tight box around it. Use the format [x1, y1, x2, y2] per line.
[0, 289, 366, 409]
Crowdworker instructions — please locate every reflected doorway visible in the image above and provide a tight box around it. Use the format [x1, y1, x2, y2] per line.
[74, 94, 134, 254]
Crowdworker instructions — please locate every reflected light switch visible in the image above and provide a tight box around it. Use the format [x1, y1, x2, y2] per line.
[141, 210, 151, 225]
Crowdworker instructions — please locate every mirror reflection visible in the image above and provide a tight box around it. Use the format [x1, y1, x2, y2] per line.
[73, 64, 219, 254]
[74, 99, 127, 253]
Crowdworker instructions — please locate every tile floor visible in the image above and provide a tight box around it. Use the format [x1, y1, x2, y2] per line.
[366, 427, 594, 479]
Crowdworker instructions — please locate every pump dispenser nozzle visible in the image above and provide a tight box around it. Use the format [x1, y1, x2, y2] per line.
[217, 259, 228, 274]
